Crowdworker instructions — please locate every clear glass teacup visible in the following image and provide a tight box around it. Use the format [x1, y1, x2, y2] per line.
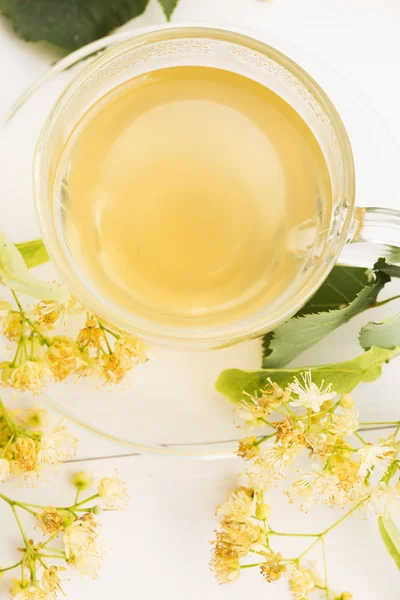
[33, 26, 400, 350]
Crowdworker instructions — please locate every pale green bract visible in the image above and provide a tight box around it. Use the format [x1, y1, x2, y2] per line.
[378, 516, 400, 570]
[215, 346, 400, 404]
[15, 238, 49, 269]
[0, 230, 69, 302]
[360, 312, 400, 350]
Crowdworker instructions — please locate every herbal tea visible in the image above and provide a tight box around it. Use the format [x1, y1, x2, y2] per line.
[56, 66, 332, 327]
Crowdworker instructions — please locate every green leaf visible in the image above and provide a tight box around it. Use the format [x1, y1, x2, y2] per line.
[215, 346, 400, 404]
[378, 515, 400, 570]
[373, 257, 400, 279]
[262, 265, 388, 368]
[158, 0, 178, 19]
[0, 230, 69, 302]
[15, 239, 49, 269]
[360, 312, 400, 350]
[0, 0, 151, 51]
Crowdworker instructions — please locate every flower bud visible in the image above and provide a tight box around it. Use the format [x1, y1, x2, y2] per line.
[256, 502, 272, 521]
[72, 471, 94, 491]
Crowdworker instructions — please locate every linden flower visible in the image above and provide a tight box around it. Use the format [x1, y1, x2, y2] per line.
[10, 361, 50, 394]
[237, 436, 260, 460]
[288, 565, 317, 600]
[329, 409, 359, 437]
[41, 566, 66, 595]
[77, 319, 104, 349]
[14, 586, 50, 600]
[288, 371, 337, 413]
[98, 476, 129, 509]
[357, 441, 396, 479]
[274, 417, 306, 448]
[2, 311, 22, 341]
[260, 552, 286, 582]
[364, 482, 399, 517]
[113, 335, 147, 368]
[37, 422, 77, 466]
[0, 457, 10, 482]
[15, 437, 38, 472]
[68, 544, 103, 578]
[36, 507, 63, 535]
[254, 442, 301, 484]
[45, 336, 83, 381]
[238, 379, 286, 424]
[216, 487, 254, 521]
[217, 519, 266, 557]
[34, 297, 81, 330]
[210, 553, 240, 585]
[63, 513, 98, 559]
[294, 464, 346, 507]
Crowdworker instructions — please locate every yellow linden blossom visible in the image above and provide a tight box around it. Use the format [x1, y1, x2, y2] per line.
[63, 513, 98, 559]
[41, 565, 66, 596]
[260, 552, 286, 582]
[237, 436, 260, 460]
[238, 378, 287, 423]
[210, 553, 240, 585]
[98, 476, 129, 509]
[288, 565, 317, 600]
[357, 440, 397, 479]
[215, 519, 266, 557]
[334, 593, 353, 600]
[216, 487, 254, 521]
[2, 312, 23, 341]
[34, 297, 81, 330]
[15, 437, 38, 472]
[38, 423, 77, 466]
[36, 507, 63, 535]
[274, 417, 306, 449]
[68, 545, 102, 579]
[45, 336, 83, 381]
[9, 360, 50, 394]
[14, 585, 50, 600]
[113, 335, 147, 368]
[77, 319, 104, 349]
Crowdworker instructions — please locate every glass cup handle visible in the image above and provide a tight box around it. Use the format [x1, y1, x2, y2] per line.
[339, 206, 400, 267]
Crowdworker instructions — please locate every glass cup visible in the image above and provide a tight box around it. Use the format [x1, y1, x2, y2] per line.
[33, 26, 400, 350]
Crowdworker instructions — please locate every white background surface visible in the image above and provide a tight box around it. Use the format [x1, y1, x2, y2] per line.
[1, 0, 400, 598]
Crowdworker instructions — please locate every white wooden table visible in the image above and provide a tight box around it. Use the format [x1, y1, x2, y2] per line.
[1, 1, 400, 598]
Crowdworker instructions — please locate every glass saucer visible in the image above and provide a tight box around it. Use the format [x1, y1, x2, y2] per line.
[1, 24, 400, 457]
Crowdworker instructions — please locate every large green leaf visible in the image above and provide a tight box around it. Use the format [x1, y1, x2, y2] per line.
[15, 239, 49, 269]
[262, 265, 389, 368]
[215, 346, 400, 404]
[0, 0, 151, 51]
[360, 312, 400, 351]
[378, 516, 400, 570]
[158, 0, 178, 19]
[0, 230, 68, 302]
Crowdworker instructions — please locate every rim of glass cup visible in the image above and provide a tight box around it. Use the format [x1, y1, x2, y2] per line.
[33, 24, 355, 350]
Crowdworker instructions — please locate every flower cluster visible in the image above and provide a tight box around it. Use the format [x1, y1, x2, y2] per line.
[0, 294, 147, 393]
[211, 372, 400, 598]
[0, 460, 129, 598]
[0, 399, 77, 480]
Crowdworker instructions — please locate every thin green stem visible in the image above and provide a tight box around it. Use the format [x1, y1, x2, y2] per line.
[21, 555, 27, 587]
[282, 402, 296, 419]
[353, 431, 368, 445]
[39, 552, 66, 560]
[268, 529, 319, 538]
[11, 504, 32, 550]
[241, 563, 263, 569]
[374, 294, 400, 308]
[321, 538, 329, 600]
[0, 559, 23, 573]
[360, 421, 400, 427]
[10, 337, 22, 368]
[1, 432, 15, 457]
[97, 322, 112, 354]
[74, 488, 81, 505]
[319, 497, 368, 538]
[98, 323, 120, 340]
[0, 399, 17, 432]
[296, 537, 320, 561]
[66, 493, 99, 511]
[255, 432, 277, 447]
